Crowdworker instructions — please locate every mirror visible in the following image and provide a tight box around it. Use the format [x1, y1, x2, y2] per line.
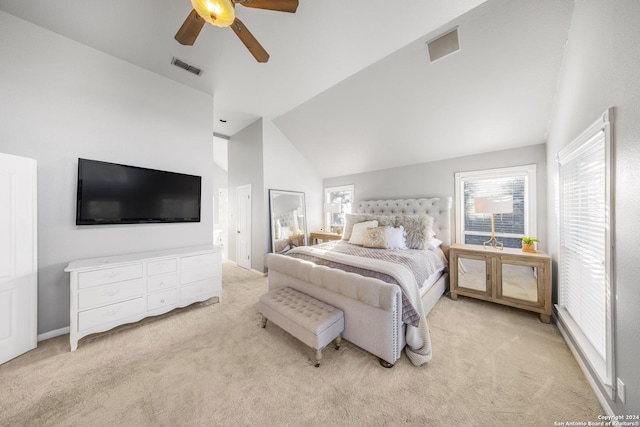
[501, 263, 539, 303]
[269, 189, 307, 253]
[457, 257, 487, 292]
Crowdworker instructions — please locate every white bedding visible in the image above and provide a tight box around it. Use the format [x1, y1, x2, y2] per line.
[420, 269, 445, 292]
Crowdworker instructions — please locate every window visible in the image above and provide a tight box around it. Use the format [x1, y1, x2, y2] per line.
[556, 109, 613, 396]
[324, 185, 354, 232]
[455, 165, 536, 249]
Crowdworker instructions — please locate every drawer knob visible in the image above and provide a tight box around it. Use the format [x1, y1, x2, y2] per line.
[160, 298, 166, 303]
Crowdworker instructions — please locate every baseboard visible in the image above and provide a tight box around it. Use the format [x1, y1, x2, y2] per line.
[251, 268, 268, 277]
[38, 326, 69, 342]
[223, 259, 267, 277]
[554, 312, 614, 416]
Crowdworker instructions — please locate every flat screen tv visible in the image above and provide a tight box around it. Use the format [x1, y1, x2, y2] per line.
[76, 158, 201, 225]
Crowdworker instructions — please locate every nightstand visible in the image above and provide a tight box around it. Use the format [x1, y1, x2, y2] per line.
[449, 243, 552, 323]
[309, 231, 342, 245]
[288, 234, 305, 247]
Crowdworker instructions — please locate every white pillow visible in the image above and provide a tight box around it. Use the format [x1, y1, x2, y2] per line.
[386, 226, 407, 249]
[280, 226, 292, 239]
[426, 237, 443, 250]
[349, 220, 379, 245]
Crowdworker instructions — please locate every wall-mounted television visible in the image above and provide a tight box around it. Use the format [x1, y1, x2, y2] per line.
[76, 158, 202, 225]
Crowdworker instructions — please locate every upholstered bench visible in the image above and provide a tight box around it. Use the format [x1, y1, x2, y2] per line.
[259, 287, 344, 367]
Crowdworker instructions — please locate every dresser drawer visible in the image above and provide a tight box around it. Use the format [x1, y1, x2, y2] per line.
[180, 253, 218, 270]
[147, 259, 177, 276]
[147, 289, 178, 311]
[78, 279, 144, 310]
[180, 279, 215, 302]
[78, 298, 144, 331]
[78, 264, 143, 289]
[181, 266, 217, 285]
[147, 273, 178, 293]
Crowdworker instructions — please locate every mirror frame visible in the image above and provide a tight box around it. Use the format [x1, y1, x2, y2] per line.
[268, 189, 307, 254]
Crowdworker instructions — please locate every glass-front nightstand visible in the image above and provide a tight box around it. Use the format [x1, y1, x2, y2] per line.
[449, 243, 552, 323]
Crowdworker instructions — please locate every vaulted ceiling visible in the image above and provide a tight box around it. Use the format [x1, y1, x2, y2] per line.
[0, 0, 574, 178]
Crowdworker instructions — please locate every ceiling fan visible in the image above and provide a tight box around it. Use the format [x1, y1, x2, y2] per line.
[175, 0, 299, 63]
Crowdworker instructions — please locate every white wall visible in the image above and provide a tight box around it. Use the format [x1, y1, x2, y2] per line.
[227, 119, 264, 271]
[212, 159, 228, 225]
[324, 144, 547, 251]
[545, 0, 640, 414]
[263, 119, 323, 255]
[0, 12, 214, 335]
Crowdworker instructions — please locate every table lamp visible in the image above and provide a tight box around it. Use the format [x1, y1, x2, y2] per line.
[324, 202, 341, 233]
[474, 196, 513, 250]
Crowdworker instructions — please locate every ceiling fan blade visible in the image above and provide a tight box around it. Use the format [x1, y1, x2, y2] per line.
[175, 10, 206, 46]
[233, 0, 298, 13]
[230, 18, 270, 63]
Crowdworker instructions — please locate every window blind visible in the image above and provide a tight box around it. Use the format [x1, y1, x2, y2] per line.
[559, 133, 606, 357]
[455, 165, 536, 249]
[464, 176, 526, 240]
[556, 108, 613, 391]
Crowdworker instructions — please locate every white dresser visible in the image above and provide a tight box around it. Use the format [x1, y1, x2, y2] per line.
[65, 245, 221, 351]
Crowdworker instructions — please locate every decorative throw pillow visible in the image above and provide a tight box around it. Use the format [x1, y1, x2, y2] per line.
[373, 215, 398, 227]
[397, 214, 435, 250]
[342, 214, 371, 240]
[349, 220, 379, 245]
[363, 226, 388, 249]
[343, 214, 397, 240]
[426, 237, 443, 250]
[386, 226, 408, 249]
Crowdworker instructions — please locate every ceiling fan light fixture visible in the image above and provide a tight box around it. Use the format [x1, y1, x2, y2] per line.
[191, 0, 235, 27]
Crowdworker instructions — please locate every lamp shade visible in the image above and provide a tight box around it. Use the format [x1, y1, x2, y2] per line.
[474, 196, 513, 214]
[324, 202, 341, 213]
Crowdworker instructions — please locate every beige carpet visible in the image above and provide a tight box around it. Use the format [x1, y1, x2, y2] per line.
[0, 263, 603, 426]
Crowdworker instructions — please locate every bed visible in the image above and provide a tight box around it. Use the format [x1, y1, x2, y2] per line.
[264, 197, 452, 367]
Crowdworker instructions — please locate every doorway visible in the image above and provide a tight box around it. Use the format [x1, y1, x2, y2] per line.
[236, 184, 251, 270]
[216, 188, 228, 259]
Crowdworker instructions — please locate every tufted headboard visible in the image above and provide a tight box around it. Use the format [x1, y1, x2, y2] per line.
[275, 210, 299, 230]
[352, 197, 453, 247]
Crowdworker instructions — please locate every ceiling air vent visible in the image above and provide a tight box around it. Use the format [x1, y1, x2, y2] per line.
[171, 57, 202, 76]
[426, 28, 460, 63]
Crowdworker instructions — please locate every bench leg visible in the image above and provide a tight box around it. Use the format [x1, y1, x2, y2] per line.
[315, 349, 322, 367]
[261, 316, 267, 328]
[335, 336, 342, 350]
[378, 358, 395, 368]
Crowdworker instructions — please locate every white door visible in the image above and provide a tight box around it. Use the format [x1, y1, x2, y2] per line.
[0, 153, 37, 365]
[236, 185, 251, 270]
